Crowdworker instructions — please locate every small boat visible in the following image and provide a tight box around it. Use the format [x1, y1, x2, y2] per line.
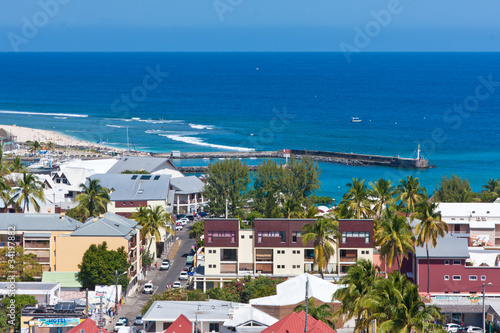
[351, 117, 362, 123]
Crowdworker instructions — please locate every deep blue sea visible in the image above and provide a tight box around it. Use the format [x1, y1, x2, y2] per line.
[0, 52, 499, 201]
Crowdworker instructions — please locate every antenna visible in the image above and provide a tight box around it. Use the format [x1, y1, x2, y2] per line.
[304, 276, 309, 333]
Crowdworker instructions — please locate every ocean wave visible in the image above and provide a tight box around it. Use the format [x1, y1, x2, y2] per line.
[0, 110, 88, 118]
[106, 124, 126, 128]
[161, 134, 255, 152]
[54, 117, 68, 119]
[189, 123, 214, 130]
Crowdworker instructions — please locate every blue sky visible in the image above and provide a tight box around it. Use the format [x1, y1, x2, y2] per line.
[1, 0, 500, 52]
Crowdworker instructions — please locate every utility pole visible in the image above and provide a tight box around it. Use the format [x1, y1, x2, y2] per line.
[115, 270, 119, 315]
[225, 199, 228, 219]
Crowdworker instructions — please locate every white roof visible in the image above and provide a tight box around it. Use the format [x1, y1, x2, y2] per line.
[59, 158, 118, 174]
[249, 273, 341, 306]
[437, 203, 500, 218]
[223, 306, 278, 328]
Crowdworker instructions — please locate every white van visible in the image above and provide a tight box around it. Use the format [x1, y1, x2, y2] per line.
[143, 282, 154, 294]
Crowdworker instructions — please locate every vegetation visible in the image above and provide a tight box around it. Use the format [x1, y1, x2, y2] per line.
[413, 200, 448, 294]
[188, 220, 204, 249]
[341, 178, 374, 219]
[15, 171, 46, 212]
[203, 159, 250, 217]
[207, 275, 286, 303]
[74, 178, 110, 219]
[374, 213, 415, 270]
[0, 246, 42, 281]
[369, 178, 395, 219]
[0, 295, 38, 332]
[432, 175, 480, 202]
[396, 175, 427, 215]
[77, 242, 130, 290]
[294, 298, 335, 327]
[301, 217, 338, 278]
[121, 170, 150, 174]
[131, 205, 173, 253]
[334, 260, 443, 332]
[7, 156, 26, 173]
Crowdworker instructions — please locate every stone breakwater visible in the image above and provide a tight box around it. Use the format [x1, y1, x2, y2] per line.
[154, 149, 430, 171]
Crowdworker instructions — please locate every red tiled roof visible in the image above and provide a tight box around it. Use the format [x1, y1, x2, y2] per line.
[261, 311, 335, 333]
[163, 314, 192, 333]
[67, 318, 110, 333]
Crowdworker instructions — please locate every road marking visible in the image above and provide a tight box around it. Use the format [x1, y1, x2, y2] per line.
[167, 239, 182, 261]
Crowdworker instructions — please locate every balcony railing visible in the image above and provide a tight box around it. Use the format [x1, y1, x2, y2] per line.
[36, 257, 50, 263]
[24, 242, 50, 249]
[340, 257, 357, 262]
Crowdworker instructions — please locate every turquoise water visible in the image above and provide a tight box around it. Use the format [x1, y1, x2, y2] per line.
[0, 52, 499, 200]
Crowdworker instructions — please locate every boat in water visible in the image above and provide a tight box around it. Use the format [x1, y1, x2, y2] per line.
[351, 117, 362, 123]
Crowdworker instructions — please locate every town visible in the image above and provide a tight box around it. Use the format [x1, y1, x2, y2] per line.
[1, 136, 500, 333]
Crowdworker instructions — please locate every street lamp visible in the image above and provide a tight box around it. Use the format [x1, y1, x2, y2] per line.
[483, 282, 492, 333]
[115, 270, 127, 315]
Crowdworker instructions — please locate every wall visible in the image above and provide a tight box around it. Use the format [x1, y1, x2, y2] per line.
[55, 236, 128, 272]
[254, 219, 315, 248]
[204, 219, 239, 248]
[416, 258, 500, 294]
[238, 229, 254, 267]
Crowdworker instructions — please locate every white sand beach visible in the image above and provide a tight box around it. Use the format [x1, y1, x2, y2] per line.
[0, 124, 126, 153]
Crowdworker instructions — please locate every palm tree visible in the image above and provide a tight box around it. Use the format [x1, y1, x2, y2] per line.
[301, 217, 338, 279]
[136, 205, 173, 253]
[333, 259, 380, 332]
[15, 171, 45, 212]
[369, 178, 395, 219]
[375, 213, 415, 270]
[331, 201, 353, 220]
[281, 195, 303, 218]
[294, 297, 335, 327]
[0, 146, 10, 176]
[483, 178, 500, 194]
[75, 178, 110, 218]
[8, 156, 26, 173]
[0, 177, 15, 212]
[28, 140, 42, 153]
[396, 175, 427, 215]
[363, 271, 444, 333]
[342, 178, 374, 219]
[413, 200, 448, 294]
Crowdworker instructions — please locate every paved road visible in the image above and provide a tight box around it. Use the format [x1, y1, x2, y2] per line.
[106, 224, 196, 331]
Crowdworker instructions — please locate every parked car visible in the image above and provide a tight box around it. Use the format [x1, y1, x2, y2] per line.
[175, 223, 183, 231]
[114, 318, 129, 331]
[444, 323, 461, 333]
[176, 214, 186, 219]
[143, 282, 154, 294]
[198, 212, 207, 217]
[134, 315, 143, 326]
[172, 281, 182, 288]
[160, 261, 169, 270]
[118, 327, 137, 333]
[187, 215, 194, 221]
[178, 218, 189, 225]
[466, 326, 482, 333]
[179, 271, 188, 280]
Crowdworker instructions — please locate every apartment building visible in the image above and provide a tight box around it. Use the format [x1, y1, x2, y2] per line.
[197, 218, 374, 291]
[437, 202, 500, 246]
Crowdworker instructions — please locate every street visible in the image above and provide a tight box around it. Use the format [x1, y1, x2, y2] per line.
[106, 224, 196, 332]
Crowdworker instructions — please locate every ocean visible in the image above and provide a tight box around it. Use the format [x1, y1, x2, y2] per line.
[0, 52, 499, 201]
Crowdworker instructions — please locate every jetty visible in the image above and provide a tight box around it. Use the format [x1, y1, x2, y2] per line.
[153, 148, 430, 170]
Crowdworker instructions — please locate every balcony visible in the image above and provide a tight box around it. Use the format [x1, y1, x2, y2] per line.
[495, 232, 500, 238]
[220, 263, 237, 274]
[340, 249, 357, 263]
[256, 249, 273, 262]
[339, 257, 357, 263]
[36, 257, 50, 263]
[255, 263, 273, 274]
[24, 242, 50, 249]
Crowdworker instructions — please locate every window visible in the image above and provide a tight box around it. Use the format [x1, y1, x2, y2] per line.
[453, 260, 461, 265]
[469, 275, 477, 281]
[221, 249, 237, 261]
[292, 231, 301, 243]
[444, 275, 449, 281]
[453, 275, 461, 281]
[207, 231, 236, 243]
[444, 260, 449, 265]
[213, 264, 216, 268]
[209, 265, 212, 268]
[296, 250, 300, 254]
[208, 250, 212, 254]
[131, 175, 138, 180]
[140, 175, 151, 180]
[342, 231, 370, 244]
[481, 275, 486, 281]
[304, 249, 314, 260]
[209, 323, 219, 332]
[241, 235, 245, 239]
[361, 250, 365, 254]
[257, 231, 286, 243]
[154, 175, 160, 180]
[366, 250, 369, 254]
[249, 235, 253, 239]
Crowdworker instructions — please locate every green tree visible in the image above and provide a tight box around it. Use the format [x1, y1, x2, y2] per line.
[0, 246, 42, 281]
[0, 188, 16, 213]
[15, 171, 45, 212]
[375, 213, 415, 270]
[28, 140, 42, 153]
[188, 220, 204, 247]
[432, 175, 480, 202]
[0, 295, 37, 332]
[333, 259, 380, 332]
[331, 201, 353, 220]
[480, 178, 500, 202]
[363, 272, 444, 333]
[369, 178, 395, 219]
[203, 159, 250, 217]
[294, 298, 335, 327]
[301, 217, 338, 278]
[7, 156, 26, 173]
[132, 205, 173, 254]
[77, 242, 130, 290]
[0, 146, 10, 176]
[396, 175, 427, 215]
[413, 200, 448, 294]
[342, 178, 374, 219]
[121, 170, 150, 174]
[75, 178, 110, 219]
